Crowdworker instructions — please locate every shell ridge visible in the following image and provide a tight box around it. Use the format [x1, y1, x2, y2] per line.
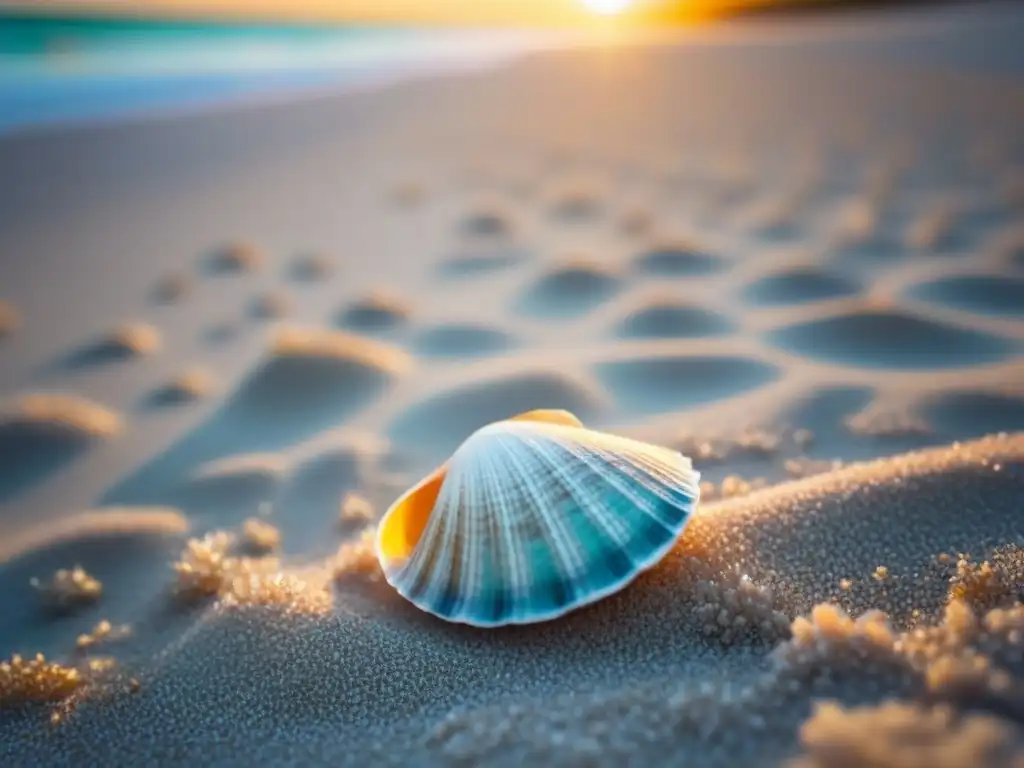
[584, 445, 697, 531]
[544, 436, 675, 574]
[558, 439, 671, 540]
[495, 431, 585, 620]
[519, 431, 645, 597]
[484, 432, 536, 620]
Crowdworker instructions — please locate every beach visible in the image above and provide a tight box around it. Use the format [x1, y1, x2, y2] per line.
[2, 3, 1024, 765]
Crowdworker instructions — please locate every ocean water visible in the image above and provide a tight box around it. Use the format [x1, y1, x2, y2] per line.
[0, 14, 553, 134]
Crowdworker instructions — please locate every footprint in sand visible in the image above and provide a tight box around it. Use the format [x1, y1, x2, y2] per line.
[100, 327, 409, 508]
[436, 246, 529, 280]
[766, 309, 1020, 370]
[633, 243, 727, 278]
[0, 509, 189, 659]
[174, 454, 285, 527]
[921, 391, 1024, 441]
[742, 267, 862, 307]
[289, 252, 335, 283]
[515, 260, 622, 320]
[203, 241, 264, 275]
[593, 354, 780, 416]
[57, 322, 160, 372]
[614, 299, 735, 340]
[905, 274, 1024, 318]
[410, 323, 516, 359]
[388, 370, 605, 463]
[336, 292, 411, 335]
[0, 394, 121, 502]
[460, 206, 515, 239]
[143, 368, 215, 409]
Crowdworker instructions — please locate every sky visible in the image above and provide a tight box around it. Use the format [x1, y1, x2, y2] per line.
[0, 0, 763, 26]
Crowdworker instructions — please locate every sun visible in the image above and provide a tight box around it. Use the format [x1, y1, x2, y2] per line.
[579, 0, 634, 15]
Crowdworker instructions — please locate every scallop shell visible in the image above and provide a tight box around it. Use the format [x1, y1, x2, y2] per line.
[376, 409, 700, 626]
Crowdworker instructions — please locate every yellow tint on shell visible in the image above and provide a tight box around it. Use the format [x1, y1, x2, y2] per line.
[506, 409, 583, 428]
[376, 409, 584, 561]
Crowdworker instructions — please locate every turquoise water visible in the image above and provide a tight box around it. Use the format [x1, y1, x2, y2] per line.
[0, 14, 545, 134]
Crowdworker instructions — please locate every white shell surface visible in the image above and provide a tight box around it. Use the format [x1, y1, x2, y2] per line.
[378, 418, 700, 626]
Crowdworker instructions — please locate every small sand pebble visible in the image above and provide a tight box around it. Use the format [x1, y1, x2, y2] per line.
[339, 493, 375, 528]
[0, 653, 83, 706]
[31, 566, 102, 612]
[76, 620, 131, 651]
[241, 518, 281, 555]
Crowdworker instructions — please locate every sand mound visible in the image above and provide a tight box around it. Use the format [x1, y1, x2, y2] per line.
[594, 354, 781, 416]
[60, 322, 161, 370]
[790, 699, 1021, 768]
[204, 242, 263, 275]
[436, 247, 528, 279]
[767, 309, 1019, 370]
[633, 243, 726, 278]
[907, 274, 1024, 318]
[0, 395, 121, 502]
[336, 292, 411, 334]
[743, 267, 862, 306]
[5, 435, 1021, 765]
[515, 260, 622, 320]
[388, 369, 606, 461]
[614, 300, 735, 339]
[410, 323, 515, 359]
[100, 328, 408, 506]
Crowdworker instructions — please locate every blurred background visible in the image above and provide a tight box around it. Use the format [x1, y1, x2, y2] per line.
[0, 0, 990, 135]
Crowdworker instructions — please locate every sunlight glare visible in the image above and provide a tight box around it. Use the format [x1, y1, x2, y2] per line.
[580, 0, 634, 15]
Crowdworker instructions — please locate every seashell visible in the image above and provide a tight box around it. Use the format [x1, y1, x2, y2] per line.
[376, 409, 700, 626]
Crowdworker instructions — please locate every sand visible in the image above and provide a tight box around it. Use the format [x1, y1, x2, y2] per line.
[2, 3, 1024, 765]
